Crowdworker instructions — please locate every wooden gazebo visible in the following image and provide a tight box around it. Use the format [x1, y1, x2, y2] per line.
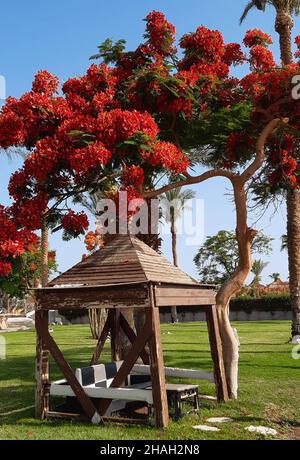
[34, 234, 228, 428]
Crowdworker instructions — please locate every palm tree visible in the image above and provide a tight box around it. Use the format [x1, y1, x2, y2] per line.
[251, 259, 269, 286]
[269, 272, 281, 282]
[161, 188, 196, 323]
[241, 1, 300, 63]
[281, 234, 288, 251]
[241, 0, 300, 338]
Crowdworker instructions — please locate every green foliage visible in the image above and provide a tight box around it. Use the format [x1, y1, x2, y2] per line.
[160, 187, 196, 224]
[251, 259, 269, 285]
[0, 247, 57, 298]
[90, 38, 126, 63]
[194, 230, 273, 284]
[179, 102, 253, 165]
[58, 309, 87, 321]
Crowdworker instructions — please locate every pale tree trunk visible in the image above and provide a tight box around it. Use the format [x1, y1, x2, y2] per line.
[89, 309, 107, 340]
[215, 181, 257, 398]
[275, 10, 300, 338]
[287, 189, 300, 337]
[170, 219, 179, 324]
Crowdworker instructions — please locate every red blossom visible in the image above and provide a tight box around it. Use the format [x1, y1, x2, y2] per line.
[122, 165, 144, 188]
[61, 211, 89, 237]
[243, 29, 272, 48]
[223, 43, 246, 66]
[144, 11, 176, 56]
[249, 45, 275, 71]
[32, 70, 59, 96]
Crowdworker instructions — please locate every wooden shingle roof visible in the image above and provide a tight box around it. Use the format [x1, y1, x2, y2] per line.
[49, 234, 198, 288]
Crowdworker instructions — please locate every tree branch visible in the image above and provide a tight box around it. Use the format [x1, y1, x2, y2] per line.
[143, 169, 236, 199]
[240, 118, 288, 184]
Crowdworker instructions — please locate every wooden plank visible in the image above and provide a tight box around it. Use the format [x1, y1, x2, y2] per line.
[111, 309, 121, 362]
[38, 320, 102, 424]
[205, 306, 229, 402]
[132, 365, 214, 382]
[90, 314, 111, 365]
[149, 285, 169, 429]
[98, 316, 153, 416]
[120, 313, 150, 365]
[36, 285, 149, 311]
[35, 310, 49, 419]
[155, 297, 214, 307]
[155, 287, 216, 297]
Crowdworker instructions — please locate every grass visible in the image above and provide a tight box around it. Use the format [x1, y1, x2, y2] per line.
[0, 321, 299, 440]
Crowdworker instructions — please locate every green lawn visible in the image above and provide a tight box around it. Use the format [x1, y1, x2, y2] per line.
[0, 321, 299, 440]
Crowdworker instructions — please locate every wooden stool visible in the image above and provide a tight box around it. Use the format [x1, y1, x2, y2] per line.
[166, 384, 199, 420]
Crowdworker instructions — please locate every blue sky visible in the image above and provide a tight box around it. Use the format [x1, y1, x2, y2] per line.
[0, 0, 296, 283]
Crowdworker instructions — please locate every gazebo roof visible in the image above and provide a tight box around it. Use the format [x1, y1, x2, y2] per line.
[50, 233, 198, 288]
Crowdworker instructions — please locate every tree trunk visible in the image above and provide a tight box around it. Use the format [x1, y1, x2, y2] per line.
[287, 189, 300, 337]
[170, 219, 179, 324]
[275, 11, 293, 65]
[88, 309, 107, 340]
[215, 181, 255, 399]
[275, 10, 300, 338]
[119, 308, 135, 359]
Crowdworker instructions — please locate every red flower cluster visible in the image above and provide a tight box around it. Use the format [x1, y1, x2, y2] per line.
[243, 29, 272, 48]
[0, 111, 25, 148]
[223, 43, 246, 66]
[143, 142, 189, 173]
[295, 36, 300, 59]
[122, 165, 144, 189]
[144, 11, 176, 56]
[96, 109, 159, 147]
[0, 78, 71, 149]
[70, 142, 111, 175]
[268, 135, 299, 188]
[180, 26, 224, 63]
[224, 133, 253, 168]
[32, 70, 59, 96]
[84, 230, 104, 252]
[249, 45, 275, 71]
[0, 205, 37, 278]
[61, 211, 89, 237]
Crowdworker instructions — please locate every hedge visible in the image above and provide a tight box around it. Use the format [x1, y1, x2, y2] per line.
[229, 294, 291, 313]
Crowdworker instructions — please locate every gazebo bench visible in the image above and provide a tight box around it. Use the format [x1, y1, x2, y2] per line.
[50, 362, 152, 416]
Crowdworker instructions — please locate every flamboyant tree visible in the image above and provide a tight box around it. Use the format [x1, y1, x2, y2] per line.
[1, 12, 300, 397]
[240, 0, 300, 343]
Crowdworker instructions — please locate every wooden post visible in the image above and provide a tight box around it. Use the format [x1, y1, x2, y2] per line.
[205, 305, 229, 402]
[39, 319, 102, 424]
[110, 308, 121, 362]
[35, 221, 49, 419]
[148, 285, 169, 429]
[35, 310, 49, 419]
[98, 315, 153, 416]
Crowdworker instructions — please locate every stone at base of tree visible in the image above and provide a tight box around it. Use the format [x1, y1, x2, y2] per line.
[200, 395, 217, 401]
[207, 417, 233, 423]
[193, 425, 220, 432]
[245, 426, 278, 437]
[290, 335, 300, 345]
